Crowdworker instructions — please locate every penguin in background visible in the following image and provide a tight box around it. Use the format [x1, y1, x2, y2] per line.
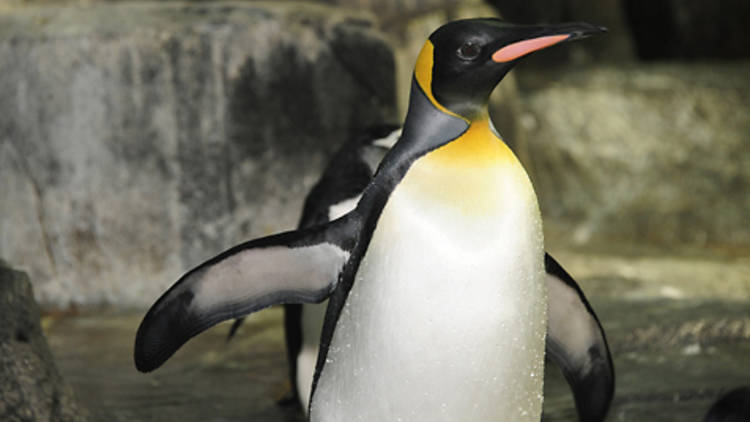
[135, 18, 608, 421]
[228, 123, 614, 422]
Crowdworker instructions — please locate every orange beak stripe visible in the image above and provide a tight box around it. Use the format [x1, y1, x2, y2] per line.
[492, 34, 571, 62]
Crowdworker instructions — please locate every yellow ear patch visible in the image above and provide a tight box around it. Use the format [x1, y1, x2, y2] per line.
[414, 41, 467, 122]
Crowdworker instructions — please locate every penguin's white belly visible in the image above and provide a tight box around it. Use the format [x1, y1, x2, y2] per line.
[297, 301, 328, 411]
[311, 152, 546, 421]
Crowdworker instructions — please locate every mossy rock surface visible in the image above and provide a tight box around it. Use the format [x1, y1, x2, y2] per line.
[0, 261, 86, 422]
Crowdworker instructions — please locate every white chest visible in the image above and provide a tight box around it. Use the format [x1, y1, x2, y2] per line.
[311, 146, 547, 421]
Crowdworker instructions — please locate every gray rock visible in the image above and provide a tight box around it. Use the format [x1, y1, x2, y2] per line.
[518, 63, 750, 248]
[0, 260, 86, 422]
[320, 0, 465, 19]
[0, 3, 396, 307]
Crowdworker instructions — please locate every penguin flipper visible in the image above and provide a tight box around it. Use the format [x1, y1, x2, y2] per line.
[225, 317, 245, 342]
[545, 253, 615, 422]
[134, 217, 357, 373]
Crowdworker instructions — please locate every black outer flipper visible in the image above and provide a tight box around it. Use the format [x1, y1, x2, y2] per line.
[134, 216, 359, 373]
[545, 253, 615, 422]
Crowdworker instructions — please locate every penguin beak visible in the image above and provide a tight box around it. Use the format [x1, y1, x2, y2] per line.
[492, 22, 607, 63]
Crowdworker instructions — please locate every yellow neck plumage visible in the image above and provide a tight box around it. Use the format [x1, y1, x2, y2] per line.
[413, 40, 517, 169]
[401, 117, 530, 217]
[427, 118, 514, 168]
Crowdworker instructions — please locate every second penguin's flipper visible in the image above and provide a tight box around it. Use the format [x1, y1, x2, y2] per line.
[134, 217, 357, 373]
[225, 317, 245, 342]
[545, 253, 615, 422]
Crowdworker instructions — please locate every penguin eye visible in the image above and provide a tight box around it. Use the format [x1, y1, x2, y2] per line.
[457, 41, 482, 60]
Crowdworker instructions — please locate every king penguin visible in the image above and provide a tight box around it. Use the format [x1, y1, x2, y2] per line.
[227, 123, 613, 421]
[135, 18, 607, 421]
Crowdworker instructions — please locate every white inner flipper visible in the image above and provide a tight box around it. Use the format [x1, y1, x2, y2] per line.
[547, 273, 599, 373]
[191, 243, 348, 313]
[311, 145, 546, 421]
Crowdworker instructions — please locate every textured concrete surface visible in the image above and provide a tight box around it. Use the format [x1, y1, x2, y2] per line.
[40, 240, 750, 422]
[0, 2, 396, 307]
[0, 260, 86, 422]
[45, 282, 750, 421]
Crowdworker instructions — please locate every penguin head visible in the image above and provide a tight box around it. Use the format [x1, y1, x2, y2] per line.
[414, 19, 606, 120]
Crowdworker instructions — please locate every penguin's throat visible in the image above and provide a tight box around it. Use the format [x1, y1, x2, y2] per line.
[428, 118, 515, 168]
[403, 118, 535, 217]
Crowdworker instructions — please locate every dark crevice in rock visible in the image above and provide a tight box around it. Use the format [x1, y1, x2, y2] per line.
[15, 329, 30, 343]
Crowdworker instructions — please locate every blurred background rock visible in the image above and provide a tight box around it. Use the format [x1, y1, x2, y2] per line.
[0, 1, 396, 307]
[2, 0, 748, 307]
[0, 1, 748, 421]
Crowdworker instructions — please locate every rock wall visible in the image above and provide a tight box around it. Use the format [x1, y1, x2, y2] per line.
[1, 1, 747, 307]
[0, 2, 396, 307]
[519, 64, 750, 248]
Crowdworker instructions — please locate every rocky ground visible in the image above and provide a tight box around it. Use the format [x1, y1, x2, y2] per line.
[42, 248, 750, 422]
[0, 261, 85, 422]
